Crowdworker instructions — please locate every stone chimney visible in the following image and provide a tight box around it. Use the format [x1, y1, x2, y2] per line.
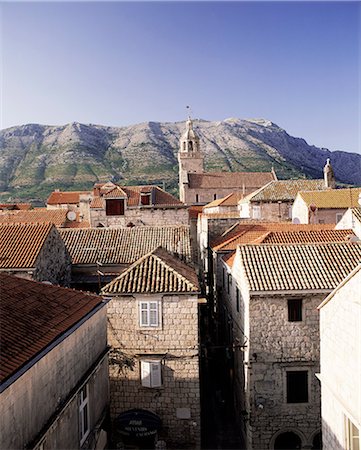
[323, 158, 335, 189]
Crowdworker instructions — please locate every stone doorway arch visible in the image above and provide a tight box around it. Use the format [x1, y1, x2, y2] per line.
[270, 429, 305, 449]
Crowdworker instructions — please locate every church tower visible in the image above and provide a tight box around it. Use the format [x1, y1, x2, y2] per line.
[178, 117, 204, 203]
[323, 158, 335, 189]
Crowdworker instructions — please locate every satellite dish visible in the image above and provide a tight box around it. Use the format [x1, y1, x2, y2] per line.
[66, 210, 76, 221]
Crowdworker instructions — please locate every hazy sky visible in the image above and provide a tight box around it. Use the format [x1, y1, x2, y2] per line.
[1, 1, 360, 153]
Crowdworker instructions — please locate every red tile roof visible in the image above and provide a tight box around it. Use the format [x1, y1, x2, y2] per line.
[0, 273, 104, 384]
[0, 208, 69, 227]
[47, 191, 91, 205]
[0, 223, 55, 269]
[102, 247, 199, 294]
[256, 229, 355, 244]
[0, 203, 32, 211]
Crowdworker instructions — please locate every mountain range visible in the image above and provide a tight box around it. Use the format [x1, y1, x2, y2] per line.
[0, 118, 360, 202]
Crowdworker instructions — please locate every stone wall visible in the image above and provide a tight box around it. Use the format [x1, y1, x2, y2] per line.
[319, 269, 361, 450]
[0, 308, 109, 450]
[90, 206, 188, 228]
[249, 201, 292, 222]
[34, 227, 72, 286]
[107, 294, 201, 448]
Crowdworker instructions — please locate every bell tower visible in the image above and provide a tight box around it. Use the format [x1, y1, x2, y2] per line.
[323, 158, 335, 189]
[178, 116, 204, 203]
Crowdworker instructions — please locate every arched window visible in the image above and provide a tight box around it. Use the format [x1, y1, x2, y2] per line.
[274, 432, 302, 449]
[188, 141, 193, 151]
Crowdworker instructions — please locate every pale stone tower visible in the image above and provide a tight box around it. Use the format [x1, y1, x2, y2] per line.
[324, 158, 336, 189]
[178, 117, 204, 203]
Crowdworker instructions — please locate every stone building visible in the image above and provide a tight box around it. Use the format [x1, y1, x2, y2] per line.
[238, 178, 327, 222]
[0, 273, 109, 450]
[318, 264, 361, 450]
[202, 193, 244, 215]
[178, 117, 276, 205]
[0, 222, 71, 285]
[220, 242, 361, 449]
[102, 247, 201, 449]
[292, 187, 361, 225]
[60, 225, 192, 291]
[47, 190, 91, 212]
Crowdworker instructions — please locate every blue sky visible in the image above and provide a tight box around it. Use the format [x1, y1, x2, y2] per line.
[1, 1, 360, 153]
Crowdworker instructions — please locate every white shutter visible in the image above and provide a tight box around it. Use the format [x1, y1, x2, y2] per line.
[149, 302, 158, 326]
[150, 362, 162, 387]
[141, 361, 151, 387]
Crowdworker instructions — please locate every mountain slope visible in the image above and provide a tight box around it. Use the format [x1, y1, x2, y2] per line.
[0, 118, 360, 202]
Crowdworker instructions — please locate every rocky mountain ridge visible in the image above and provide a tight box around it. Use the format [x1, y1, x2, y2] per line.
[0, 118, 360, 202]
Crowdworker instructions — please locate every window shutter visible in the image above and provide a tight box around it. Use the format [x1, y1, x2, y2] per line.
[149, 302, 158, 326]
[150, 362, 162, 387]
[141, 361, 151, 387]
[140, 303, 149, 326]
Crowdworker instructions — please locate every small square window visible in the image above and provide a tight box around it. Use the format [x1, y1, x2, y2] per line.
[140, 360, 162, 388]
[288, 299, 302, 321]
[286, 371, 308, 403]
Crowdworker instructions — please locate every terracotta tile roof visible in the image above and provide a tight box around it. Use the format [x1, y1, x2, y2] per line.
[90, 197, 105, 209]
[122, 185, 183, 207]
[222, 251, 236, 268]
[298, 188, 361, 209]
[188, 171, 275, 190]
[0, 203, 32, 211]
[188, 205, 203, 219]
[201, 212, 241, 219]
[47, 191, 91, 205]
[238, 242, 361, 292]
[0, 273, 104, 384]
[204, 193, 245, 209]
[103, 186, 127, 198]
[63, 220, 90, 229]
[102, 247, 199, 294]
[256, 229, 355, 244]
[59, 225, 192, 265]
[351, 207, 361, 223]
[0, 222, 54, 269]
[0, 208, 68, 227]
[241, 179, 326, 203]
[211, 222, 338, 251]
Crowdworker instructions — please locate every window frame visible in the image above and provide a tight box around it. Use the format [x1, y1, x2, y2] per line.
[140, 359, 162, 388]
[105, 198, 125, 216]
[288, 298, 303, 322]
[79, 384, 90, 446]
[139, 300, 160, 328]
[252, 204, 261, 219]
[345, 415, 360, 450]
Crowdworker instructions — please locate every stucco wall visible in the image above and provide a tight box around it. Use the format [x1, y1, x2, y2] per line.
[336, 208, 361, 238]
[107, 294, 200, 448]
[320, 269, 361, 450]
[0, 308, 108, 450]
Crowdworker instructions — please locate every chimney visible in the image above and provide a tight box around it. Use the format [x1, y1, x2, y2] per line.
[324, 158, 335, 189]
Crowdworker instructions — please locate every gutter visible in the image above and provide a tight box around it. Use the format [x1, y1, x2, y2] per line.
[0, 299, 110, 393]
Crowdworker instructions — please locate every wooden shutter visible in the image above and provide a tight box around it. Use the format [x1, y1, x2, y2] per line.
[149, 302, 158, 326]
[141, 361, 151, 387]
[150, 362, 162, 387]
[140, 302, 149, 326]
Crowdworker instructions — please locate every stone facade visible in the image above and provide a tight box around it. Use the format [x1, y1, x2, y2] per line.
[90, 205, 188, 228]
[239, 201, 292, 222]
[221, 253, 323, 449]
[319, 266, 361, 450]
[0, 308, 109, 450]
[107, 293, 201, 448]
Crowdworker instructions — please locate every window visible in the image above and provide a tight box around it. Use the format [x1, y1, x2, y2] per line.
[236, 288, 240, 313]
[106, 199, 124, 216]
[252, 205, 261, 219]
[286, 371, 308, 403]
[141, 360, 162, 388]
[345, 416, 360, 450]
[288, 299, 302, 321]
[79, 384, 90, 445]
[336, 213, 344, 224]
[139, 301, 159, 327]
[227, 273, 232, 294]
[140, 193, 151, 206]
[195, 194, 199, 203]
[214, 194, 217, 200]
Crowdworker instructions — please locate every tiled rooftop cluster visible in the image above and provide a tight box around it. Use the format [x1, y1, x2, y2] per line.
[59, 225, 192, 264]
[0, 273, 103, 384]
[102, 247, 199, 294]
